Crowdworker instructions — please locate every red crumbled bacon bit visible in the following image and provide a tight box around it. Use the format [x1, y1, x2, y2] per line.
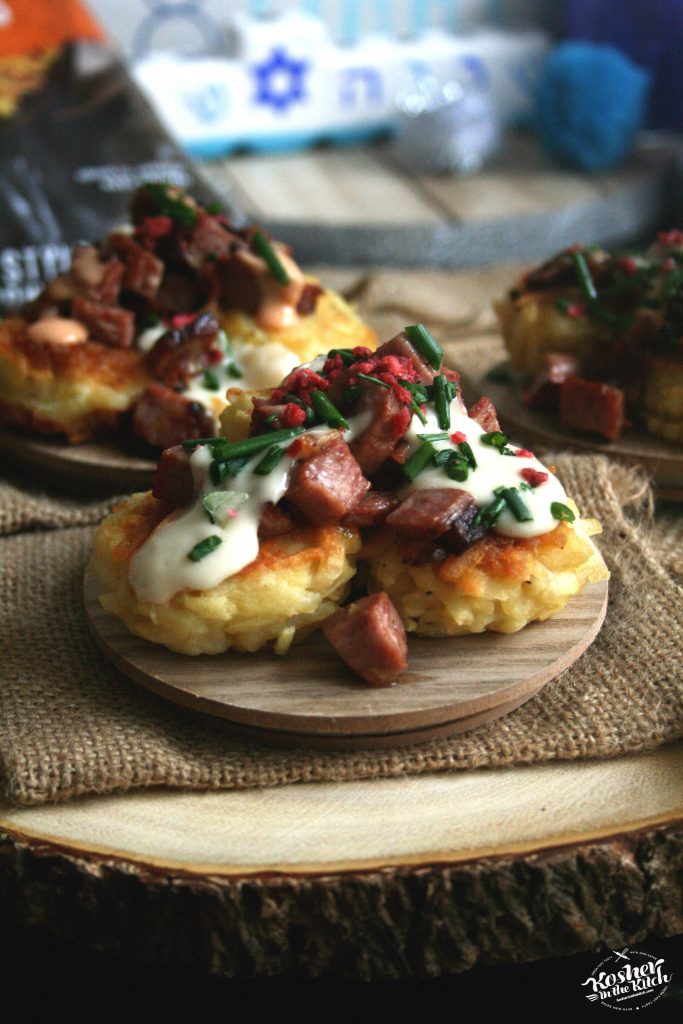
[207, 348, 223, 364]
[281, 403, 307, 427]
[566, 302, 585, 318]
[662, 256, 676, 273]
[450, 430, 466, 444]
[136, 215, 173, 249]
[170, 313, 197, 329]
[272, 367, 329, 406]
[618, 255, 639, 276]
[658, 229, 683, 247]
[520, 467, 548, 488]
[515, 447, 535, 458]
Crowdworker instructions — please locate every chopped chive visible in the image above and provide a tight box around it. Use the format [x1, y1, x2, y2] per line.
[572, 250, 598, 302]
[210, 454, 253, 485]
[457, 440, 477, 469]
[357, 372, 390, 389]
[403, 442, 436, 482]
[206, 200, 222, 214]
[184, 425, 304, 457]
[411, 400, 428, 426]
[310, 390, 349, 429]
[327, 347, 355, 365]
[344, 384, 362, 404]
[551, 501, 575, 522]
[432, 449, 452, 466]
[188, 535, 222, 562]
[418, 432, 450, 442]
[202, 491, 248, 526]
[446, 455, 469, 482]
[555, 297, 572, 314]
[432, 374, 451, 430]
[227, 363, 242, 378]
[474, 496, 506, 529]
[140, 312, 161, 329]
[202, 368, 221, 391]
[404, 323, 443, 370]
[144, 183, 198, 227]
[401, 379, 429, 404]
[480, 431, 508, 449]
[254, 444, 286, 475]
[252, 229, 290, 285]
[499, 487, 533, 523]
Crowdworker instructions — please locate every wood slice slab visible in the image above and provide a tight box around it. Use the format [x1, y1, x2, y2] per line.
[451, 338, 683, 501]
[0, 429, 155, 494]
[84, 572, 608, 749]
[1, 742, 681, 978]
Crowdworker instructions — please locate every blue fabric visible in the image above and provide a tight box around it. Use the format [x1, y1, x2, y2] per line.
[534, 41, 651, 172]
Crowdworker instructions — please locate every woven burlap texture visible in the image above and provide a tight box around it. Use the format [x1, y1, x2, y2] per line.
[1, 453, 682, 806]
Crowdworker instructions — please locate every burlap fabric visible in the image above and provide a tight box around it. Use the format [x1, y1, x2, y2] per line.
[2, 452, 682, 807]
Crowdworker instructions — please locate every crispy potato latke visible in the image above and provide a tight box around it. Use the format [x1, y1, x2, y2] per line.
[494, 294, 608, 376]
[0, 317, 149, 442]
[219, 287, 376, 367]
[91, 492, 361, 655]
[365, 513, 608, 637]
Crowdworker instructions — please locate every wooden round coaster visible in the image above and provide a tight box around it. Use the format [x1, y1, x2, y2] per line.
[451, 339, 683, 501]
[0, 429, 155, 494]
[84, 572, 608, 749]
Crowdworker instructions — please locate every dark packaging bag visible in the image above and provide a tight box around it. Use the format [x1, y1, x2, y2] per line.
[0, 41, 235, 312]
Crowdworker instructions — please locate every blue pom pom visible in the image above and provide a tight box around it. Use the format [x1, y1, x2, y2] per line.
[535, 42, 651, 172]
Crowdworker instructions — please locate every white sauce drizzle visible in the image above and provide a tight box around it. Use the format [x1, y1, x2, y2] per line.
[403, 398, 569, 539]
[135, 323, 168, 353]
[129, 390, 570, 604]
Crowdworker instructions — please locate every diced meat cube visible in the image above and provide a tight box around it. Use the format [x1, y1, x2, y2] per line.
[341, 491, 399, 528]
[376, 331, 438, 384]
[441, 503, 486, 554]
[322, 592, 408, 687]
[468, 396, 500, 432]
[386, 488, 474, 539]
[71, 296, 135, 348]
[296, 282, 323, 315]
[559, 377, 625, 441]
[218, 250, 263, 316]
[107, 233, 164, 300]
[527, 352, 581, 412]
[258, 503, 294, 539]
[152, 445, 195, 507]
[182, 211, 243, 270]
[132, 385, 216, 449]
[146, 312, 220, 388]
[350, 384, 412, 475]
[286, 435, 370, 524]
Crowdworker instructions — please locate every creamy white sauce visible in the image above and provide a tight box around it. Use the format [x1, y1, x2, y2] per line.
[136, 323, 168, 353]
[403, 399, 568, 539]
[129, 393, 568, 604]
[236, 341, 300, 390]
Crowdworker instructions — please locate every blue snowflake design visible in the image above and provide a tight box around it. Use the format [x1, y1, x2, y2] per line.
[252, 47, 309, 114]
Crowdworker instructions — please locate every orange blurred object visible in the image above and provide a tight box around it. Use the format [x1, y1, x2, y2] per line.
[0, 0, 103, 57]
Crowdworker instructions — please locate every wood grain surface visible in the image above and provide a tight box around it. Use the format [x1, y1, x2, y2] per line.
[84, 571, 608, 748]
[1, 742, 680, 978]
[452, 340, 683, 501]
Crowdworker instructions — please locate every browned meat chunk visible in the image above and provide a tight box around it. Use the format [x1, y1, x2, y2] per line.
[146, 312, 220, 388]
[559, 377, 625, 441]
[152, 445, 195, 507]
[132, 385, 216, 449]
[218, 250, 263, 316]
[71, 296, 135, 348]
[341, 491, 399, 528]
[322, 592, 408, 687]
[375, 331, 438, 384]
[182, 211, 243, 270]
[107, 233, 164, 301]
[258, 503, 294, 539]
[350, 384, 412, 475]
[386, 488, 474, 539]
[468, 396, 500, 432]
[286, 435, 370, 524]
[527, 352, 581, 412]
[296, 282, 323, 315]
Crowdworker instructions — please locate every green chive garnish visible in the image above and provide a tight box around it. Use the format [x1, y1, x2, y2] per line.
[458, 441, 477, 469]
[184, 426, 304, 458]
[432, 449, 452, 466]
[202, 491, 248, 526]
[480, 431, 508, 449]
[210, 455, 253, 485]
[498, 487, 533, 523]
[140, 313, 161, 329]
[252, 229, 290, 286]
[202, 369, 221, 391]
[418, 432, 450, 442]
[551, 501, 575, 522]
[227, 363, 242, 378]
[403, 442, 436, 482]
[327, 347, 355, 365]
[572, 251, 598, 302]
[206, 201, 222, 214]
[404, 323, 443, 370]
[411, 401, 428, 426]
[144, 183, 198, 228]
[254, 444, 286, 475]
[474, 496, 506, 529]
[357, 372, 390, 389]
[432, 374, 451, 430]
[555, 297, 572, 314]
[446, 456, 469, 482]
[310, 390, 349, 429]
[188, 535, 222, 562]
